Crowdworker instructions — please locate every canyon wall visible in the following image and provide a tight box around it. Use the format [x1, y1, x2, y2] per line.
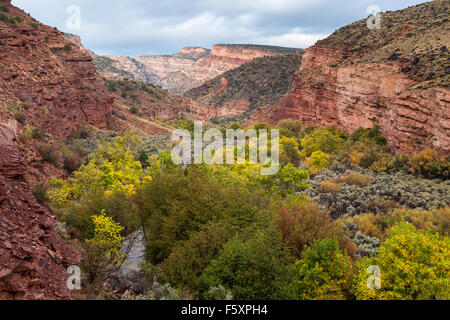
[253, 46, 449, 154]
[0, 119, 80, 299]
[0, 2, 113, 299]
[252, 1, 450, 154]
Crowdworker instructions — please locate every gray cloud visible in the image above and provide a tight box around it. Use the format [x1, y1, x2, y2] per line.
[13, 0, 429, 56]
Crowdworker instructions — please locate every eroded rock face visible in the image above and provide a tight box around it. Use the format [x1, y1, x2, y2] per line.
[252, 46, 450, 154]
[0, 4, 113, 299]
[0, 121, 80, 300]
[0, 5, 113, 137]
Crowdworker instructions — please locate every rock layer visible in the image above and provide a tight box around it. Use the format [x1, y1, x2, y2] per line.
[0, 6, 113, 137]
[0, 120, 80, 300]
[0, 3, 112, 299]
[251, 5, 450, 154]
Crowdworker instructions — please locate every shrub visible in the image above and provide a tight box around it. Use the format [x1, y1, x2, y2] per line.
[29, 127, 47, 141]
[294, 238, 353, 300]
[13, 110, 26, 124]
[350, 124, 387, 146]
[129, 106, 139, 115]
[37, 143, 59, 165]
[161, 222, 235, 291]
[0, 4, 9, 13]
[343, 207, 450, 241]
[70, 123, 91, 140]
[277, 119, 303, 141]
[64, 44, 72, 52]
[62, 146, 84, 173]
[267, 163, 310, 197]
[337, 172, 370, 187]
[352, 223, 450, 300]
[318, 181, 341, 194]
[81, 211, 126, 283]
[346, 139, 386, 169]
[229, 122, 242, 130]
[275, 200, 355, 259]
[198, 229, 295, 300]
[306, 151, 330, 173]
[300, 127, 345, 158]
[279, 136, 302, 166]
[409, 147, 449, 179]
[32, 184, 50, 206]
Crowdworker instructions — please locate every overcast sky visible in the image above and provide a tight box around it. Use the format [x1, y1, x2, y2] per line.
[13, 0, 428, 56]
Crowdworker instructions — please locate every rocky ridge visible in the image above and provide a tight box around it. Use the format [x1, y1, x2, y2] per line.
[0, 0, 115, 299]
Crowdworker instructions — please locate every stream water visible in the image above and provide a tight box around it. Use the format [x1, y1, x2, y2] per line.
[120, 230, 146, 275]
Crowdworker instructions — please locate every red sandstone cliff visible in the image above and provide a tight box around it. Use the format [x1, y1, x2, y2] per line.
[252, 1, 449, 154]
[0, 1, 113, 299]
[0, 4, 113, 137]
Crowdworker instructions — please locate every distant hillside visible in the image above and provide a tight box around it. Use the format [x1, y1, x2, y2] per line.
[95, 44, 302, 94]
[93, 56, 136, 80]
[217, 44, 300, 55]
[184, 53, 303, 121]
[104, 78, 188, 121]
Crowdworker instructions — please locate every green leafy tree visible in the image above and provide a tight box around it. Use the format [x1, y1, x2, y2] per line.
[48, 132, 144, 208]
[141, 167, 268, 265]
[162, 222, 235, 291]
[352, 223, 450, 300]
[198, 229, 295, 300]
[81, 211, 126, 282]
[294, 238, 353, 300]
[266, 163, 310, 197]
[306, 151, 330, 173]
[300, 127, 345, 158]
[279, 136, 302, 166]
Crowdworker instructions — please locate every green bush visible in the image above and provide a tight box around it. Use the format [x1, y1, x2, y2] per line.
[62, 146, 84, 173]
[0, 4, 9, 13]
[409, 147, 449, 179]
[352, 223, 450, 300]
[294, 238, 353, 300]
[141, 167, 268, 265]
[162, 222, 235, 291]
[198, 229, 295, 300]
[129, 106, 139, 115]
[13, 110, 26, 124]
[32, 184, 50, 207]
[300, 127, 345, 157]
[29, 127, 47, 140]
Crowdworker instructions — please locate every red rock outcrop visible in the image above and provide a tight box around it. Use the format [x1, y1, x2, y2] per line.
[251, 4, 450, 155]
[0, 5, 113, 137]
[0, 3, 114, 299]
[0, 119, 80, 300]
